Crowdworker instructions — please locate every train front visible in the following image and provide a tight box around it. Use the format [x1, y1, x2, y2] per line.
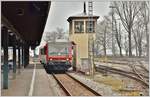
[45, 42, 72, 73]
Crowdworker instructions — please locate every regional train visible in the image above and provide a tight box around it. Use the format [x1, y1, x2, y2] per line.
[39, 42, 74, 72]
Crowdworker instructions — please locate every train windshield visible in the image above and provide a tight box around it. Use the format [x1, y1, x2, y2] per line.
[48, 42, 70, 56]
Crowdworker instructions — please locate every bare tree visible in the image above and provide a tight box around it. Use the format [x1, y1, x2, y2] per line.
[113, 1, 143, 57]
[132, 14, 145, 57]
[124, 34, 129, 56]
[96, 16, 111, 56]
[108, 10, 116, 56]
[133, 31, 138, 56]
[114, 18, 123, 56]
[56, 27, 64, 39]
[140, 1, 149, 57]
[43, 27, 65, 42]
[44, 31, 57, 42]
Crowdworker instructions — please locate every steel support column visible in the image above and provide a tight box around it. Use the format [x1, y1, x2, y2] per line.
[24, 48, 26, 67]
[27, 48, 29, 65]
[22, 45, 24, 68]
[13, 35, 16, 78]
[18, 44, 21, 73]
[24, 46, 29, 67]
[2, 26, 9, 89]
[24, 46, 27, 67]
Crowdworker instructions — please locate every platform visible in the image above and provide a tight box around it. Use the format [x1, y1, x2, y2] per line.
[1, 63, 56, 96]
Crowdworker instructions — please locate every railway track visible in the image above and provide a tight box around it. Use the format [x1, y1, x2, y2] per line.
[95, 63, 148, 78]
[97, 60, 149, 74]
[137, 61, 149, 73]
[95, 60, 149, 80]
[95, 65, 149, 87]
[129, 62, 149, 85]
[52, 73, 101, 96]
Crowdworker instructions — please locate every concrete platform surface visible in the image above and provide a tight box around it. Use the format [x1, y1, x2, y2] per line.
[1, 63, 55, 96]
[33, 64, 55, 96]
[1, 65, 33, 96]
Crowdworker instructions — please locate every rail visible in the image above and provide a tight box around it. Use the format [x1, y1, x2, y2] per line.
[52, 73, 101, 96]
[96, 65, 149, 87]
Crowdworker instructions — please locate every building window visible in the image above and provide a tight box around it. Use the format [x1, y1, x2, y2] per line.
[86, 21, 95, 33]
[74, 21, 84, 33]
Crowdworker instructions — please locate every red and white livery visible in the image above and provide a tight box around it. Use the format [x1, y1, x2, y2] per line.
[39, 42, 74, 66]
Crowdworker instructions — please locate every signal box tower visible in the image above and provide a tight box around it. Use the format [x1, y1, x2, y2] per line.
[67, 2, 99, 73]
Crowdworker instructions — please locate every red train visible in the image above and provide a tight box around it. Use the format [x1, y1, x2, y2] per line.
[39, 42, 74, 72]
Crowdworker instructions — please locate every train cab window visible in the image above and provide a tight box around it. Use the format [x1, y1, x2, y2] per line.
[40, 48, 46, 55]
[40, 49, 43, 55]
[44, 46, 47, 54]
[74, 21, 84, 33]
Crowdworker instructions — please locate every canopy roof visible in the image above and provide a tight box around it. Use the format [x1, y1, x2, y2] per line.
[2, 1, 51, 48]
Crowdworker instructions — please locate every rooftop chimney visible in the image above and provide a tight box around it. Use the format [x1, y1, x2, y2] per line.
[83, 2, 86, 14]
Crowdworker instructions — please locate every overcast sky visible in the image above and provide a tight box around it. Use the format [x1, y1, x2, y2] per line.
[39, 1, 111, 47]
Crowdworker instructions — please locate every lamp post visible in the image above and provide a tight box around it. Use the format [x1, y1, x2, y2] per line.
[109, 5, 116, 56]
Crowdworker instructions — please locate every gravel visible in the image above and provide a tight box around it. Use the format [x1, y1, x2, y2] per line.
[68, 72, 121, 96]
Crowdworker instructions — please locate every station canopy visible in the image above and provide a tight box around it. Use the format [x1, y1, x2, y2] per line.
[2, 1, 51, 49]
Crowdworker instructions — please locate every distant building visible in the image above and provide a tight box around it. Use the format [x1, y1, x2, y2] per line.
[67, 2, 99, 70]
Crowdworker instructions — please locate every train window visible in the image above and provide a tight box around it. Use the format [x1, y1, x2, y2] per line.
[40, 49, 42, 55]
[48, 43, 70, 56]
[44, 46, 47, 54]
[40, 48, 46, 55]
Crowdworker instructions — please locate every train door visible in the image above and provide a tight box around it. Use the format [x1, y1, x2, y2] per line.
[40, 45, 47, 64]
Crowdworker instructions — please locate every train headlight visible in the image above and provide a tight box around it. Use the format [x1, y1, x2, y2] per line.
[50, 58, 52, 60]
[66, 58, 69, 61]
